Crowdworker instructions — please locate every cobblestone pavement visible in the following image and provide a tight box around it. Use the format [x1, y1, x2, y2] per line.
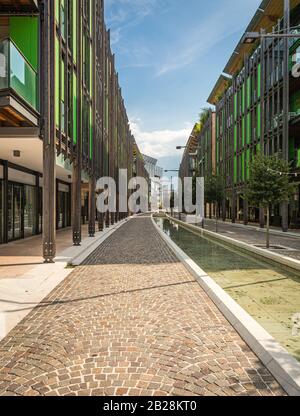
[0, 216, 285, 396]
[201, 219, 300, 261]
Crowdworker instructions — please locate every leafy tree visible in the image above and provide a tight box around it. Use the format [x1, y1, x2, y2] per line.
[199, 108, 210, 126]
[205, 175, 225, 232]
[244, 154, 297, 248]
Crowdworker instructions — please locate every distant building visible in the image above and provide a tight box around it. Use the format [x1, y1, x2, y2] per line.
[142, 154, 163, 211]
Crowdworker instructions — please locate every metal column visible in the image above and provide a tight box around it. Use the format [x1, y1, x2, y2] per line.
[41, 0, 56, 263]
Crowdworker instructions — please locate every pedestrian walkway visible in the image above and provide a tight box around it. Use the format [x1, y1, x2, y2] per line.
[0, 225, 91, 280]
[0, 216, 285, 396]
[202, 219, 300, 261]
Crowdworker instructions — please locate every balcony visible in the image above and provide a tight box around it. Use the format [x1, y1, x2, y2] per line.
[0, 0, 39, 14]
[0, 39, 38, 126]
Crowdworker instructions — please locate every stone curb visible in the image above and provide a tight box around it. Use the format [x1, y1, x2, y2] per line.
[0, 218, 129, 342]
[152, 215, 300, 396]
[167, 215, 300, 273]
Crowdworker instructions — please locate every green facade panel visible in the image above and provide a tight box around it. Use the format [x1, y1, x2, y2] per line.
[55, 38, 60, 126]
[257, 63, 261, 99]
[257, 104, 261, 138]
[73, 73, 77, 144]
[247, 77, 251, 108]
[247, 113, 251, 144]
[10, 17, 38, 71]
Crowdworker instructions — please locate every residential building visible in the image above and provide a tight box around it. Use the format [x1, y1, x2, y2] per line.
[0, 0, 147, 261]
[179, 123, 200, 184]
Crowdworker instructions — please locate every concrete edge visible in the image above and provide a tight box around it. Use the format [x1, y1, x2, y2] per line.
[68, 218, 130, 266]
[151, 215, 300, 397]
[0, 218, 129, 342]
[166, 215, 300, 273]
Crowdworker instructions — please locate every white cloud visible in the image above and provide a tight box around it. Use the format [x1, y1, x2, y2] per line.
[130, 118, 192, 159]
[106, 0, 158, 45]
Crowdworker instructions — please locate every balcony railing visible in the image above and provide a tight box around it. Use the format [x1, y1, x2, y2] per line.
[0, 39, 38, 111]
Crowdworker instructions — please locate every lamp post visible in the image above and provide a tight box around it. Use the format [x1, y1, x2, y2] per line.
[242, 0, 296, 231]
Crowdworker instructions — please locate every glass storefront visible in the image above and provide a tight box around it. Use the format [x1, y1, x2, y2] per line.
[7, 182, 37, 242]
[0, 180, 4, 244]
[57, 189, 71, 229]
[7, 183, 23, 241]
[0, 164, 72, 244]
[24, 185, 37, 238]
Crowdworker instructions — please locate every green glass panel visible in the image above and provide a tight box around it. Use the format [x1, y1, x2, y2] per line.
[234, 94, 237, 120]
[90, 106, 93, 159]
[247, 77, 251, 108]
[247, 113, 251, 144]
[9, 42, 37, 110]
[246, 149, 250, 179]
[234, 156, 237, 183]
[90, 43, 93, 96]
[55, 0, 60, 23]
[242, 84, 245, 112]
[61, 59, 65, 101]
[297, 149, 300, 168]
[73, 73, 77, 144]
[10, 17, 38, 72]
[242, 116, 245, 147]
[257, 63, 261, 99]
[72, 0, 77, 62]
[234, 125, 237, 152]
[241, 152, 245, 182]
[257, 104, 261, 138]
[55, 37, 60, 126]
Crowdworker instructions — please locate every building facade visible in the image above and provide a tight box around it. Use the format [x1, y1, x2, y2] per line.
[180, 0, 300, 230]
[142, 154, 163, 211]
[0, 0, 148, 261]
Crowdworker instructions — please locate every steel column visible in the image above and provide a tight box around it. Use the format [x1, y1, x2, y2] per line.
[41, 0, 56, 263]
[72, 0, 82, 246]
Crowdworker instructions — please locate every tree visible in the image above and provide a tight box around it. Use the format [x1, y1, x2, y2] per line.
[204, 175, 225, 232]
[244, 153, 297, 248]
[199, 108, 210, 126]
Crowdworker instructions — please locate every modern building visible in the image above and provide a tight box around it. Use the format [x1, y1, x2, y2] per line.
[179, 123, 200, 183]
[181, 0, 300, 230]
[0, 0, 148, 261]
[142, 154, 163, 211]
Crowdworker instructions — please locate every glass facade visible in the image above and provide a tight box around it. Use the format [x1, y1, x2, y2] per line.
[0, 172, 71, 244]
[0, 181, 4, 245]
[0, 39, 38, 110]
[57, 189, 71, 229]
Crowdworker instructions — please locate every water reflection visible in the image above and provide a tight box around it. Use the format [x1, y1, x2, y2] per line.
[155, 217, 300, 362]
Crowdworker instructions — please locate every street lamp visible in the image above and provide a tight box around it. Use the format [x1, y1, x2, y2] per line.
[176, 146, 187, 150]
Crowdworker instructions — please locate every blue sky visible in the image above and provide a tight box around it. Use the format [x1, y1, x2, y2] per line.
[105, 0, 259, 174]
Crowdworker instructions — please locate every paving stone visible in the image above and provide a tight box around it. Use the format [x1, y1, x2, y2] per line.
[0, 216, 285, 396]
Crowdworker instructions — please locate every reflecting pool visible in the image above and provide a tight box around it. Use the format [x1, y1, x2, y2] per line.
[155, 217, 300, 362]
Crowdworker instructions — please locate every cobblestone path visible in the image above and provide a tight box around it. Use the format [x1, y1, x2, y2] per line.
[0, 217, 285, 396]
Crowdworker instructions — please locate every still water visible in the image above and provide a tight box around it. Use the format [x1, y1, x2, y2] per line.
[155, 217, 300, 362]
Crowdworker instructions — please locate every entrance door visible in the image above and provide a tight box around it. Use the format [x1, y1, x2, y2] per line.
[7, 183, 24, 242]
